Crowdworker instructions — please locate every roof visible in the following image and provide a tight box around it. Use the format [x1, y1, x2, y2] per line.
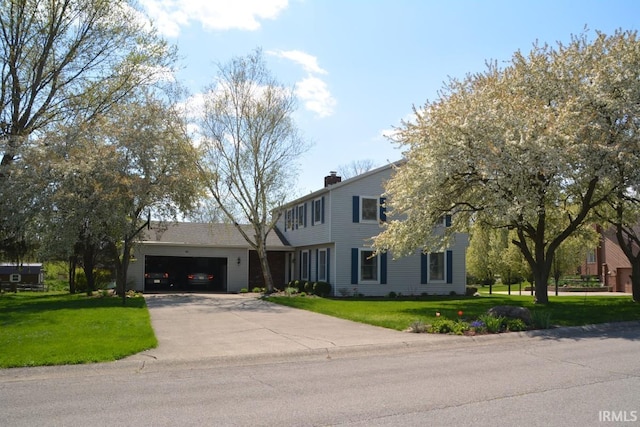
[140, 222, 290, 250]
[279, 159, 405, 209]
[0, 263, 43, 274]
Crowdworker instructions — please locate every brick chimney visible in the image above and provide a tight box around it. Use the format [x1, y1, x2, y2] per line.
[324, 171, 341, 187]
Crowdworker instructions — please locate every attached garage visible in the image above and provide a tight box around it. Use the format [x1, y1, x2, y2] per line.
[128, 222, 291, 293]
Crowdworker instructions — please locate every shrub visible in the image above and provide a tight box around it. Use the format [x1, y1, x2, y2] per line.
[469, 320, 487, 334]
[428, 318, 469, 335]
[338, 288, 350, 297]
[388, 291, 397, 298]
[304, 281, 314, 294]
[449, 290, 457, 296]
[284, 287, 297, 296]
[239, 288, 248, 293]
[479, 314, 505, 333]
[531, 311, 552, 329]
[293, 280, 302, 292]
[252, 287, 263, 293]
[313, 281, 331, 297]
[299, 292, 307, 297]
[505, 318, 528, 332]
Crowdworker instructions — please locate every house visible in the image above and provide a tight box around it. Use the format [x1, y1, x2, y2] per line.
[127, 161, 469, 296]
[581, 226, 634, 293]
[0, 263, 45, 291]
[275, 162, 469, 297]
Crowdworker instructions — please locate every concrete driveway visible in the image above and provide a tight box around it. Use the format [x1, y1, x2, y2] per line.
[127, 293, 449, 364]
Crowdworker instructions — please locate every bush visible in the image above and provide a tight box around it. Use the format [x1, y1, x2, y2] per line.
[239, 288, 248, 293]
[388, 291, 397, 298]
[465, 286, 478, 296]
[338, 288, 350, 297]
[252, 287, 263, 293]
[304, 281, 314, 294]
[479, 314, 505, 333]
[428, 318, 469, 335]
[531, 310, 552, 329]
[505, 318, 528, 332]
[293, 280, 303, 292]
[284, 287, 298, 296]
[313, 281, 331, 297]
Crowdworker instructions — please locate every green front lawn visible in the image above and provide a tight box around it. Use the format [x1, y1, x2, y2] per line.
[266, 294, 640, 331]
[0, 292, 157, 368]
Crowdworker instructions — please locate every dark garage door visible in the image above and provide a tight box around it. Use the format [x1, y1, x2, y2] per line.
[144, 256, 227, 292]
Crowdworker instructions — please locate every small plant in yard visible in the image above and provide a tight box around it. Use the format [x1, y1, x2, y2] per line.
[239, 288, 248, 293]
[469, 320, 487, 334]
[505, 318, 528, 332]
[531, 310, 553, 329]
[388, 291, 397, 298]
[252, 287, 263, 293]
[479, 314, 505, 333]
[408, 320, 427, 333]
[428, 318, 469, 335]
[284, 287, 298, 296]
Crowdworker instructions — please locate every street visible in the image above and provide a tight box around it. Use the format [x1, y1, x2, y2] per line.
[1, 325, 639, 426]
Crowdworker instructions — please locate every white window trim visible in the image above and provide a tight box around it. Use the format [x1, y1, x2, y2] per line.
[318, 249, 327, 281]
[313, 198, 322, 224]
[297, 204, 306, 228]
[360, 196, 379, 223]
[428, 252, 446, 283]
[359, 248, 380, 284]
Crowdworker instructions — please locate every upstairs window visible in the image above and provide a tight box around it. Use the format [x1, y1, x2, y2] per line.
[297, 204, 306, 228]
[313, 197, 324, 225]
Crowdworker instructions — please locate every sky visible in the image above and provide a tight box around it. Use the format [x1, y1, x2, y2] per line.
[139, 0, 640, 196]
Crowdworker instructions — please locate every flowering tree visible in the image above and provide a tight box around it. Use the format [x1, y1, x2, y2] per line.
[0, 0, 174, 259]
[374, 30, 640, 304]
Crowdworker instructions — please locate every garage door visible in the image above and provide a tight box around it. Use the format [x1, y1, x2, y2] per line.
[144, 256, 227, 292]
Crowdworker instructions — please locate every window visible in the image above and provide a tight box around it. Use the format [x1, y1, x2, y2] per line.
[429, 252, 445, 281]
[313, 198, 323, 224]
[318, 249, 327, 281]
[360, 249, 378, 282]
[361, 197, 378, 222]
[301, 250, 310, 280]
[297, 204, 306, 228]
[285, 209, 293, 230]
[586, 249, 596, 264]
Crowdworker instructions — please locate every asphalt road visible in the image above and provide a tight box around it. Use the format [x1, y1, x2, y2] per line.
[1, 324, 639, 426]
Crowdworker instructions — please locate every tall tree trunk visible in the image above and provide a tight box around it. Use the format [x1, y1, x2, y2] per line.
[68, 256, 77, 294]
[630, 260, 640, 303]
[256, 238, 274, 292]
[82, 246, 96, 296]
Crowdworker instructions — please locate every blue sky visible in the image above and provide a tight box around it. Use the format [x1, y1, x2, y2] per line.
[140, 0, 640, 195]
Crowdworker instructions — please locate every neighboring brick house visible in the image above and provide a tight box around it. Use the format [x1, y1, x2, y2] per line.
[581, 226, 635, 293]
[275, 162, 469, 297]
[128, 161, 469, 296]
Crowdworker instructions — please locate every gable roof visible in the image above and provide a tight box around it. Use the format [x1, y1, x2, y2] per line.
[279, 159, 405, 209]
[141, 222, 290, 250]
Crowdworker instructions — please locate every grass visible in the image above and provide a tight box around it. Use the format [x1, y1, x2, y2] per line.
[266, 294, 640, 331]
[0, 292, 157, 368]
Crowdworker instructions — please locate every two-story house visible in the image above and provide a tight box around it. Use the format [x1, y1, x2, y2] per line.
[275, 162, 469, 296]
[128, 161, 469, 296]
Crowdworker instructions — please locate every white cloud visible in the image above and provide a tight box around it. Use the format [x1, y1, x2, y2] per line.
[139, 0, 289, 37]
[267, 50, 327, 75]
[295, 76, 336, 118]
[268, 50, 336, 118]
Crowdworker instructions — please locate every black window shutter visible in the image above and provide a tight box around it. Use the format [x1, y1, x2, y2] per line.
[352, 196, 360, 223]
